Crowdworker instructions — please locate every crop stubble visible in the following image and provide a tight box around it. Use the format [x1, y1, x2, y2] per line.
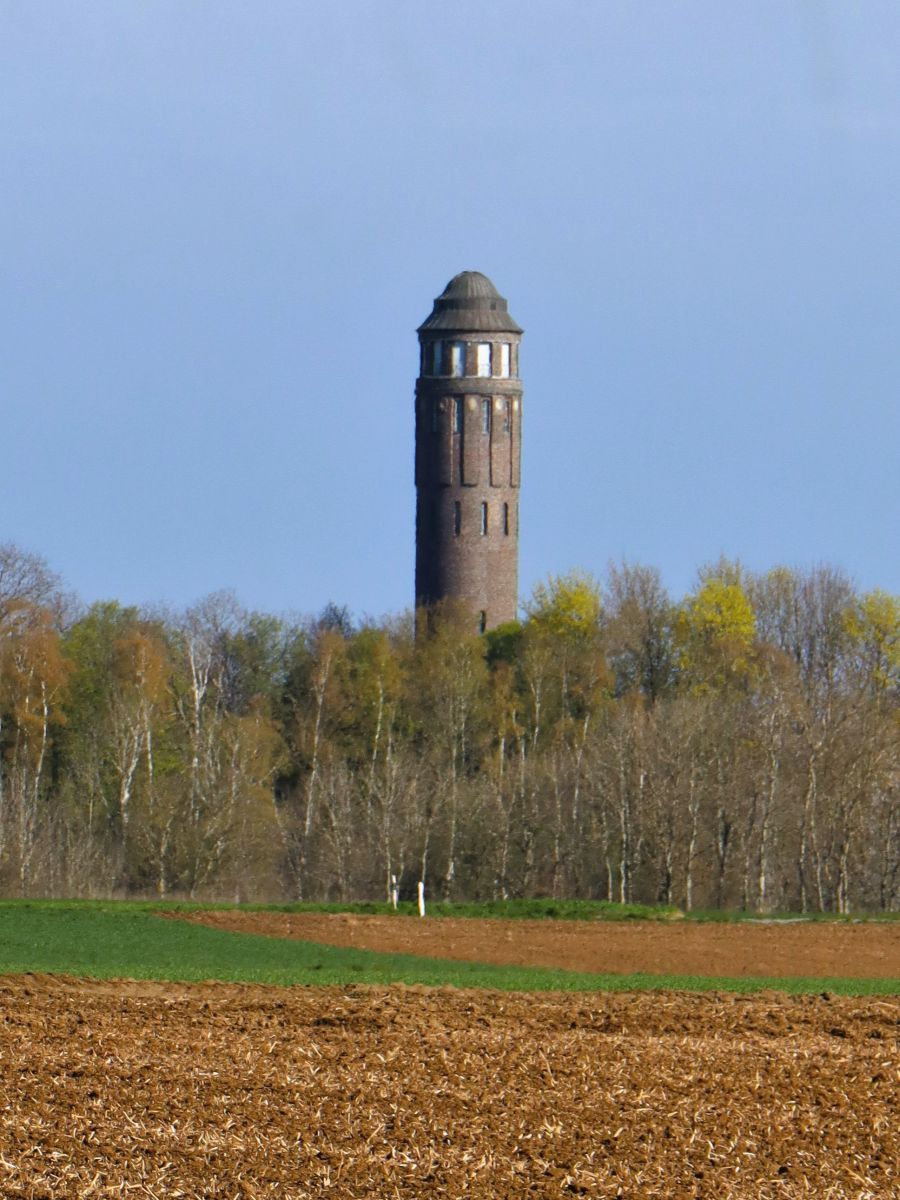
[0, 975, 896, 1198]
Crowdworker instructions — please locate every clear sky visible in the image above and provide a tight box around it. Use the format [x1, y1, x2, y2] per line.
[2, 2, 898, 620]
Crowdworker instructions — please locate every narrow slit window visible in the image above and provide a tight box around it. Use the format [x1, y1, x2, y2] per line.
[449, 341, 465, 377]
[454, 501, 461, 536]
[499, 343, 511, 377]
[504, 399, 511, 433]
[433, 341, 444, 375]
[475, 343, 491, 377]
[479, 610, 487, 634]
[480, 501, 488, 536]
[482, 398, 491, 434]
[503, 502, 509, 535]
[453, 397, 463, 433]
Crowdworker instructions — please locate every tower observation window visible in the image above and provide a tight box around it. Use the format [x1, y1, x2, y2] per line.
[432, 341, 444, 376]
[476, 343, 491, 377]
[499, 343, 511, 378]
[449, 342, 465, 377]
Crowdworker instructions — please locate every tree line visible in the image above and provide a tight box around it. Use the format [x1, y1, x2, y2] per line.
[0, 541, 897, 911]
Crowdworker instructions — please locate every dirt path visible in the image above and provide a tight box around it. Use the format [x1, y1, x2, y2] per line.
[0, 975, 896, 1198]
[177, 910, 900, 979]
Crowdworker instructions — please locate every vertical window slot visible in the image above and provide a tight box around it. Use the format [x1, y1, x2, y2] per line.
[454, 501, 461, 536]
[476, 343, 491, 377]
[480, 502, 488, 535]
[449, 342, 465, 377]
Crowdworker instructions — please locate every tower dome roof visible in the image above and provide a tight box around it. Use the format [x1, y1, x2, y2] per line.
[417, 271, 522, 334]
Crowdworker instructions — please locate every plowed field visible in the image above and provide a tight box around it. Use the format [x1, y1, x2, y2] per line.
[1, 976, 896, 1198]
[178, 909, 900, 979]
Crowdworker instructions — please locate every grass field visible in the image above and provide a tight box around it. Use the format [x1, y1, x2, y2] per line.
[0, 900, 897, 994]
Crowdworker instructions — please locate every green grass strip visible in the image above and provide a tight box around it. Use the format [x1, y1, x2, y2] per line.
[169, 898, 900, 923]
[0, 903, 896, 995]
[5, 897, 898, 922]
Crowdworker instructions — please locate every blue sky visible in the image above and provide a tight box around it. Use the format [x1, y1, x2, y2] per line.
[2, 1, 898, 619]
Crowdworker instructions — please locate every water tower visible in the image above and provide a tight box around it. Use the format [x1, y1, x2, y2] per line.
[414, 271, 523, 631]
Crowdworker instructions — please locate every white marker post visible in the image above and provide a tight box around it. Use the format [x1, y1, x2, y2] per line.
[417, 880, 426, 918]
[391, 874, 399, 911]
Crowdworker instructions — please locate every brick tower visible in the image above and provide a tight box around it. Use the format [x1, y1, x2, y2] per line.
[415, 271, 523, 631]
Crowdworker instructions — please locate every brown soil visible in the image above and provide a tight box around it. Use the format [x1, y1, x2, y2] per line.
[0, 975, 897, 1198]
[177, 910, 900, 979]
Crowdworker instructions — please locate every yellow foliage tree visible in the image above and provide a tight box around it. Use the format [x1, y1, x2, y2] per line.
[844, 589, 900, 695]
[524, 570, 602, 642]
[676, 577, 757, 690]
[522, 571, 608, 728]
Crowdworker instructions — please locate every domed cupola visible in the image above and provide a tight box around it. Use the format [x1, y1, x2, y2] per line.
[417, 271, 523, 334]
